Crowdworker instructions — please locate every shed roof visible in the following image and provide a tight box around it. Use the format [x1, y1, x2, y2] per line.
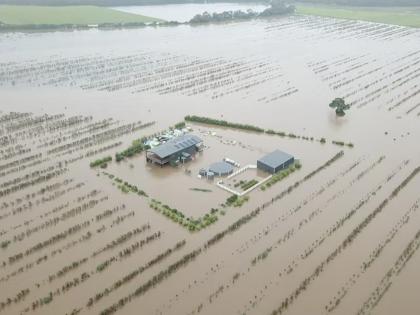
[150, 134, 202, 159]
[258, 150, 294, 169]
[209, 161, 234, 176]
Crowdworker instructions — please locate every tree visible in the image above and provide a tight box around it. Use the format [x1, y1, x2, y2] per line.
[329, 98, 350, 116]
[260, 0, 295, 17]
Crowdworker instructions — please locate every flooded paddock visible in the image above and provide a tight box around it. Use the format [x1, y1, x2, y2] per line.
[1, 12, 420, 315]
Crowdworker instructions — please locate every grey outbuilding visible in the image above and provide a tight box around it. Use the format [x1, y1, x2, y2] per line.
[209, 161, 234, 176]
[257, 150, 294, 174]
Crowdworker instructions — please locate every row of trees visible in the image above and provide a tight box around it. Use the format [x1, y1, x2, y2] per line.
[97, 151, 344, 315]
[185, 115, 265, 132]
[185, 115, 352, 146]
[89, 156, 112, 168]
[88, 240, 187, 308]
[190, 9, 259, 24]
[261, 162, 301, 190]
[8, 220, 90, 264]
[269, 166, 420, 315]
[190, 1, 295, 24]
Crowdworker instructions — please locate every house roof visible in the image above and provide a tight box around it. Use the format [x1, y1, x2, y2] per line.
[150, 134, 202, 159]
[258, 150, 294, 169]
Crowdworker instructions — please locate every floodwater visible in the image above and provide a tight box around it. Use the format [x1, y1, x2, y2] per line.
[1, 7, 420, 315]
[112, 3, 268, 22]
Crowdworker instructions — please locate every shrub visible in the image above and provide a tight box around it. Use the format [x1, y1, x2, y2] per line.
[174, 122, 186, 129]
[226, 195, 238, 205]
[90, 156, 112, 168]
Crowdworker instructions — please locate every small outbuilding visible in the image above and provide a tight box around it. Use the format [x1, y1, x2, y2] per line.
[209, 161, 234, 176]
[257, 150, 294, 174]
[199, 168, 207, 177]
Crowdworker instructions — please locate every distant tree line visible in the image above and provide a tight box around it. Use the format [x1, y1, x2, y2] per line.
[190, 10, 259, 24]
[190, 0, 295, 24]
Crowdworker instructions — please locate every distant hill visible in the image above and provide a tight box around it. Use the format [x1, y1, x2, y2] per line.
[1, 0, 419, 7]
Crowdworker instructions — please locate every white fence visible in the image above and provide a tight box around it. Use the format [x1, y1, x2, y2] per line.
[216, 164, 272, 196]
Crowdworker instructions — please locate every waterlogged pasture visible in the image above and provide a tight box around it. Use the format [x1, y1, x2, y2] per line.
[0, 5, 162, 25]
[296, 5, 420, 28]
[1, 12, 420, 315]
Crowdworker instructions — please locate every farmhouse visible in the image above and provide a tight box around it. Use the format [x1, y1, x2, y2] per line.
[146, 134, 203, 166]
[257, 150, 294, 174]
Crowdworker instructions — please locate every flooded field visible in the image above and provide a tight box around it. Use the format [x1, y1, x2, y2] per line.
[1, 12, 420, 315]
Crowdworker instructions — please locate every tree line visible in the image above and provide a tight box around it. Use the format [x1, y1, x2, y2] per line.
[190, 1, 295, 24]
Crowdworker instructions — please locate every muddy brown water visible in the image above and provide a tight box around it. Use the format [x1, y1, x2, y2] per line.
[1, 13, 420, 315]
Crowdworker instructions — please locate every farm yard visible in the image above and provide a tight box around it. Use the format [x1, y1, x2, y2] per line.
[1, 9, 420, 315]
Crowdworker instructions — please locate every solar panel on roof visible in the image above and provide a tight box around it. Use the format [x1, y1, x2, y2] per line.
[150, 134, 202, 159]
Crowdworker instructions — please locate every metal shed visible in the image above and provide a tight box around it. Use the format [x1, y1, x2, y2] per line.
[209, 161, 234, 176]
[257, 150, 294, 174]
[146, 134, 202, 166]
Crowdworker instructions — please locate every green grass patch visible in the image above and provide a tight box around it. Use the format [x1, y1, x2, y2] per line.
[0, 5, 163, 25]
[296, 4, 420, 28]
